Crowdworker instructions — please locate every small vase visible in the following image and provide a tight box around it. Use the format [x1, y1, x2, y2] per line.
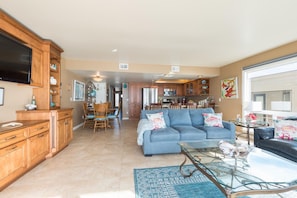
[246, 118, 251, 125]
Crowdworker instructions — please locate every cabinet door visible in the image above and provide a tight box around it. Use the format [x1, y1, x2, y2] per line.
[157, 84, 164, 96]
[0, 140, 27, 190]
[65, 118, 73, 143]
[198, 79, 209, 95]
[176, 84, 184, 96]
[27, 131, 49, 168]
[30, 47, 43, 87]
[57, 119, 67, 150]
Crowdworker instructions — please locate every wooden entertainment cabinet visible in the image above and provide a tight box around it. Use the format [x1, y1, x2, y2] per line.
[0, 120, 50, 191]
[0, 9, 73, 189]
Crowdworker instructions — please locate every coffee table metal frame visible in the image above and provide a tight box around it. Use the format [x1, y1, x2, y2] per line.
[179, 140, 297, 198]
[232, 121, 266, 145]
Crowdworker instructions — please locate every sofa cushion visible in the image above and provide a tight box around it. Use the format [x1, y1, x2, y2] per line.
[140, 109, 170, 126]
[150, 127, 180, 142]
[198, 126, 233, 139]
[203, 113, 223, 128]
[190, 108, 214, 127]
[257, 138, 297, 162]
[172, 125, 206, 140]
[146, 112, 166, 129]
[168, 109, 191, 126]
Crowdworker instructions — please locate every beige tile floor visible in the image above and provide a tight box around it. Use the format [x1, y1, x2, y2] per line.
[0, 120, 186, 198]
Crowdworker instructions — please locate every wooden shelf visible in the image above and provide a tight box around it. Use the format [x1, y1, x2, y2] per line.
[50, 68, 58, 73]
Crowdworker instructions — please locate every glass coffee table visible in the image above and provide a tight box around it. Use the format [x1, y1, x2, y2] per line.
[179, 140, 297, 198]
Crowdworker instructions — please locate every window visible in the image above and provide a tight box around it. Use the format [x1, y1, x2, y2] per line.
[242, 55, 297, 123]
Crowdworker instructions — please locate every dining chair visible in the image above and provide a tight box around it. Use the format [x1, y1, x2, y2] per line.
[187, 103, 197, 109]
[93, 103, 108, 132]
[107, 102, 121, 128]
[150, 103, 162, 110]
[83, 102, 95, 128]
[170, 103, 181, 109]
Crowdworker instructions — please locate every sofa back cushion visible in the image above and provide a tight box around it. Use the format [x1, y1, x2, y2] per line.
[168, 109, 191, 126]
[190, 108, 214, 127]
[140, 109, 170, 126]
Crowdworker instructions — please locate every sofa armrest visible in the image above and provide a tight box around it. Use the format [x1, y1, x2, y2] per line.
[222, 121, 235, 132]
[254, 127, 274, 147]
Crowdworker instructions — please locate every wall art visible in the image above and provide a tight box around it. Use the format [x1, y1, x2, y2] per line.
[221, 77, 238, 99]
[0, 87, 4, 106]
[73, 80, 85, 101]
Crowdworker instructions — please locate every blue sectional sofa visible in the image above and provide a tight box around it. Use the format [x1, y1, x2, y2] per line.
[137, 108, 236, 156]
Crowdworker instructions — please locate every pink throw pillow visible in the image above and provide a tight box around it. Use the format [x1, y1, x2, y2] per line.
[274, 120, 297, 141]
[203, 113, 224, 128]
[146, 112, 166, 129]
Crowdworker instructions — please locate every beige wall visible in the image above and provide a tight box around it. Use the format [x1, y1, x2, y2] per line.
[60, 58, 87, 127]
[0, 81, 33, 122]
[210, 40, 297, 120]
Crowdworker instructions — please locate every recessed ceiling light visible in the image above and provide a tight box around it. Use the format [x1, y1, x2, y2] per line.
[112, 49, 118, 52]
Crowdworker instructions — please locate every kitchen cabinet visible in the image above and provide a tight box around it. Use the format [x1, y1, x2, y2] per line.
[33, 41, 63, 110]
[184, 79, 210, 96]
[184, 81, 197, 95]
[0, 140, 27, 191]
[176, 84, 184, 96]
[27, 132, 49, 168]
[197, 79, 209, 95]
[16, 109, 73, 156]
[30, 47, 44, 87]
[53, 109, 73, 152]
[0, 120, 49, 191]
[58, 118, 72, 149]
[27, 122, 50, 168]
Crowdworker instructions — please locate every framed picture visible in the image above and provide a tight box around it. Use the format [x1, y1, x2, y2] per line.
[221, 77, 238, 99]
[0, 87, 4, 106]
[73, 80, 85, 101]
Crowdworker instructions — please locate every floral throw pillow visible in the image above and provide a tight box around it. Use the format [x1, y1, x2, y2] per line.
[146, 112, 166, 129]
[274, 120, 297, 141]
[203, 113, 224, 128]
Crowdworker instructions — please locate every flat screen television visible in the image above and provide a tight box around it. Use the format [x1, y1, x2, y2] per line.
[0, 32, 32, 84]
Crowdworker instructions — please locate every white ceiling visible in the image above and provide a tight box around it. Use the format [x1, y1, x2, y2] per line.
[2, 0, 297, 85]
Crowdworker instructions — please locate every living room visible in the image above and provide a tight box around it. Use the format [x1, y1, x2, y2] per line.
[1, 1, 297, 197]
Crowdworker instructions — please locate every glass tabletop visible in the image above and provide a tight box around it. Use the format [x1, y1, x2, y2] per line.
[179, 140, 297, 197]
[232, 120, 267, 128]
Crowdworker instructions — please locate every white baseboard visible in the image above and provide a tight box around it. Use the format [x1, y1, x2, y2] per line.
[73, 123, 83, 131]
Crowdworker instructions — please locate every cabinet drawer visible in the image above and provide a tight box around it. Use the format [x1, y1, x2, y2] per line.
[0, 129, 27, 149]
[28, 122, 49, 137]
[57, 110, 72, 120]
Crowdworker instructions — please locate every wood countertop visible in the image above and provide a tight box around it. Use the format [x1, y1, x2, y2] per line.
[0, 120, 49, 134]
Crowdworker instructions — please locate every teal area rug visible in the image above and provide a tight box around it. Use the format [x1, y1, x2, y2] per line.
[134, 165, 297, 198]
[134, 165, 225, 198]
